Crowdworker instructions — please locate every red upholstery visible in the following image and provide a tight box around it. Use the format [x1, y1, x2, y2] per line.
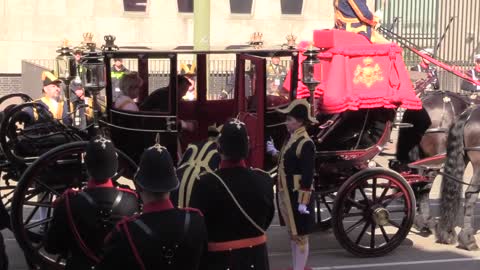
[237, 112, 263, 168]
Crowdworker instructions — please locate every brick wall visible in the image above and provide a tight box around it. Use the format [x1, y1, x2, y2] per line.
[0, 74, 22, 96]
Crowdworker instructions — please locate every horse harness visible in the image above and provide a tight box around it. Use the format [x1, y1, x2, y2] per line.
[424, 92, 458, 134]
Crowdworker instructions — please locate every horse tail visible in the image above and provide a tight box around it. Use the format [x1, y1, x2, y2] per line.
[436, 106, 474, 243]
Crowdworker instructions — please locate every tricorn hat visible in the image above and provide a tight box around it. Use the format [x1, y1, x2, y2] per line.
[218, 118, 249, 160]
[85, 136, 119, 180]
[135, 144, 179, 193]
[207, 123, 223, 138]
[276, 99, 319, 123]
[180, 63, 196, 76]
[42, 71, 62, 87]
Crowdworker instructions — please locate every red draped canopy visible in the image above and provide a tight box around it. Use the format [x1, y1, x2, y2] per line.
[283, 29, 422, 114]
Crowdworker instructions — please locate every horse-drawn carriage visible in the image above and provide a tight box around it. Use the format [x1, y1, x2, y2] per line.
[0, 29, 444, 268]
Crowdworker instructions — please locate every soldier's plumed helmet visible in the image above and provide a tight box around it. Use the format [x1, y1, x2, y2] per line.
[85, 136, 118, 181]
[218, 119, 249, 161]
[135, 145, 179, 193]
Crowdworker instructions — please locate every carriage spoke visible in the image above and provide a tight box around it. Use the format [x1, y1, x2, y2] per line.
[23, 201, 53, 208]
[371, 178, 377, 203]
[382, 192, 404, 207]
[370, 223, 376, 248]
[24, 192, 49, 225]
[347, 197, 366, 210]
[321, 196, 333, 213]
[358, 187, 370, 206]
[388, 219, 401, 228]
[378, 182, 391, 202]
[345, 217, 366, 234]
[355, 220, 371, 245]
[25, 217, 53, 230]
[34, 178, 61, 196]
[344, 212, 364, 218]
[379, 225, 390, 242]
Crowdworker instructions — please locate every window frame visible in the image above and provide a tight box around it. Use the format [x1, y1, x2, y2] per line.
[229, 0, 255, 16]
[177, 0, 194, 14]
[122, 0, 149, 14]
[280, 0, 304, 17]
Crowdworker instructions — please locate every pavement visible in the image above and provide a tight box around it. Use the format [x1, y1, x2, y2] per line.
[2, 128, 480, 269]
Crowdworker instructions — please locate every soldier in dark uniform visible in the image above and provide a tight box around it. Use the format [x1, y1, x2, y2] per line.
[461, 54, 480, 92]
[97, 144, 207, 270]
[334, 0, 379, 41]
[45, 136, 140, 270]
[189, 118, 275, 270]
[172, 124, 222, 208]
[411, 48, 440, 90]
[0, 199, 9, 270]
[267, 99, 317, 270]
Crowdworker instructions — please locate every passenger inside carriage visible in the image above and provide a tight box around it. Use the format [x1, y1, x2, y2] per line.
[113, 72, 142, 112]
[140, 75, 192, 111]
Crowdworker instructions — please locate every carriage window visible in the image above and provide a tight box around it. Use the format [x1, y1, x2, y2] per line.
[245, 60, 256, 99]
[281, 0, 303, 15]
[230, 0, 254, 14]
[123, 0, 148, 12]
[136, 58, 172, 112]
[177, 0, 194, 13]
[266, 55, 291, 98]
[207, 55, 236, 100]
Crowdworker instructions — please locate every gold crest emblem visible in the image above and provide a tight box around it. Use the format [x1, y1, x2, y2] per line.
[353, 57, 384, 88]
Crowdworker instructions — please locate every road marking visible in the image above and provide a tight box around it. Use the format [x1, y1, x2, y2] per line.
[310, 257, 480, 269]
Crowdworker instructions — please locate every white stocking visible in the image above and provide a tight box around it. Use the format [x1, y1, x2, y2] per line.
[290, 240, 297, 268]
[293, 240, 309, 270]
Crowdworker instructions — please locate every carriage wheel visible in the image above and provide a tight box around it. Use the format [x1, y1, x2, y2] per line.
[313, 191, 335, 231]
[10, 141, 138, 269]
[332, 168, 415, 257]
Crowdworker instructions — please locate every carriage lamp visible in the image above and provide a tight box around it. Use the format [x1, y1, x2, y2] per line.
[302, 44, 321, 115]
[80, 50, 106, 93]
[55, 40, 77, 80]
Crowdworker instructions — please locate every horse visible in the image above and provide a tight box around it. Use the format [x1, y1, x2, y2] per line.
[436, 105, 480, 250]
[394, 90, 471, 233]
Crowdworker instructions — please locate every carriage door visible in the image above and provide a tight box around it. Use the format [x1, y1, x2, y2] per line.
[236, 54, 267, 168]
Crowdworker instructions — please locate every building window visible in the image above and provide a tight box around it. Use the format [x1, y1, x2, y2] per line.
[230, 0, 253, 14]
[178, 0, 194, 13]
[123, 0, 148, 12]
[281, 0, 303, 15]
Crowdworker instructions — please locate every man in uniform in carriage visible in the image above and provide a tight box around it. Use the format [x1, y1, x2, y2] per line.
[97, 144, 207, 270]
[410, 48, 440, 90]
[189, 118, 274, 270]
[28, 71, 73, 125]
[461, 54, 480, 92]
[45, 136, 140, 270]
[172, 123, 222, 208]
[266, 99, 317, 270]
[334, 0, 380, 41]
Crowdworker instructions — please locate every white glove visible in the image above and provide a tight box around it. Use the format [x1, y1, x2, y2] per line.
[266, 138, 279, 156]
[298, 204, 310, 214]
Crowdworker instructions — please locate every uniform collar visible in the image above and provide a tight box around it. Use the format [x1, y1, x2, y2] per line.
[220, 159, 247, 169]
[143, 199, 174, 213]
[292, 126, 307, 137]
[87, 178, 114, 189]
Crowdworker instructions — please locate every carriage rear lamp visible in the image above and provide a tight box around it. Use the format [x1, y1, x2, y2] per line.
[302, 44, 320, 86]
[80, 51, 106, 93]
[55, 40, 77, 80]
